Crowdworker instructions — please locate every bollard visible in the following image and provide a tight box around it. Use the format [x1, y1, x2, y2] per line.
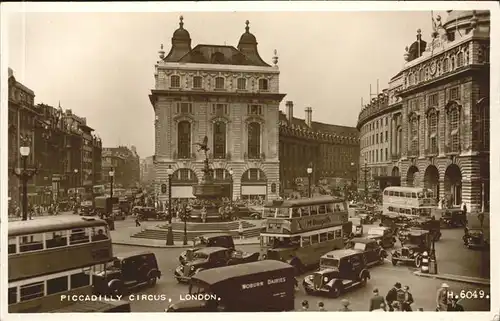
[428, 257, 437, 274]
[420, 251, 429, 273]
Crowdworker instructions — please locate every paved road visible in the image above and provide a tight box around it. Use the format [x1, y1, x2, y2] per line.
[112, 237, 490, 312]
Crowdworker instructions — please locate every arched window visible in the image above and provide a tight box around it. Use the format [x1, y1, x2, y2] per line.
[428, 110, 438, 154]
[170, 75, 180, 88]
[213, 121, 226, 159]
[237, 78, 246, 90]
[409, 114, 419, 155]
[271, 183, 277, 193]
[177, 121, 191, 159]
[215, 77, 225, 89]
[447, 107, 460, 153]
[480, 104, 489, 150]
[247, 122, 261, 159]
[193, 76, 202, 89]
[258, 79, 269, 91]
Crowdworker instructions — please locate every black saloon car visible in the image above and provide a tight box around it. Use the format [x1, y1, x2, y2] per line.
[93, 251, 161, 295]
[178, 233, 235, 265]
[174, 247, 260, 283]
[366, 226, 396, 248]
[303, 249, 370, 298]
[463, 228, 489, 249]
[391, 229, 430, 267]
[347, 238, 387, 266]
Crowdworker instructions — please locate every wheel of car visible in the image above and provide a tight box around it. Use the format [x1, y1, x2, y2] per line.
[391, 258, 398, 266]
[231, 216, 238, 221]
[148, 275, 157, 287]
[329, 284, 341, 298]
[379, 252, 386, 264]
[414, 256, 422, 268]
[111, 284, 123, 296]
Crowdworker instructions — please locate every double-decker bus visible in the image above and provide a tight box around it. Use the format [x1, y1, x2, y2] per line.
[8, 216, 130, 313]
[382, 186, 437, 217]
[92, 185, 106, 197]
[260, 196, 351, 274]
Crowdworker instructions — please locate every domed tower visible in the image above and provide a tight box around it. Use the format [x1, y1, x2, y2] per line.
[164, 16, 192, 62]
[443, 10, 490, 39]
[237, 20, 270, 66]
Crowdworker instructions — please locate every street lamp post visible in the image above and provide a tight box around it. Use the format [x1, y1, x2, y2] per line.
[183, 202, 188, 245]
[13, 146, 38, 221]
[307, 166, 313, 198]
[109, 169, 115, 217]
[229, 168, 234, 209]
[166, 165, 174, 246]
[361, 158, 371, 201]
[73, 169, 79, 203]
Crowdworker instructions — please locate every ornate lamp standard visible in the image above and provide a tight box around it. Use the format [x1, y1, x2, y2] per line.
[306, 166, 313, 198]
[229, 168, 234, 209]
[166, 165, 174, 246]
[13, 146, 38, 221]
[73, 168, 79, 203]
[109, 169, 115, 217]
[182, 202, 189, 245]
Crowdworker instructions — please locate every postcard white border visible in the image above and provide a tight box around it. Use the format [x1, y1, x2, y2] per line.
[1, 1, 499, 321]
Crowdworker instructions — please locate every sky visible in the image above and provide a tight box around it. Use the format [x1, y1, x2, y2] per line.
[6, 6, 451, 158]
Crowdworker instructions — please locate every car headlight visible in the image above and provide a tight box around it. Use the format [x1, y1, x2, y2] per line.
[191, 266, 195, 271]
[323, 277, 328, 282]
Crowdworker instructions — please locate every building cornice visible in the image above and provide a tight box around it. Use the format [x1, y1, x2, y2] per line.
[157, 62, 279, 74]
[356, 103, 403, 130]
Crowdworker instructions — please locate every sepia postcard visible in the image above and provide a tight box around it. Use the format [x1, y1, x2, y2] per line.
[1, 1, 499, 320]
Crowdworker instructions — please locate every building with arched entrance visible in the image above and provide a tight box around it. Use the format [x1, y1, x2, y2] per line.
[151, 17, 285, 203]
[357, 11, 490, 213]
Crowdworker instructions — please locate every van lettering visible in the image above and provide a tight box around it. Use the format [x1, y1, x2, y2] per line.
[267, 277, 286, 285]
[241, 281, 264, 290]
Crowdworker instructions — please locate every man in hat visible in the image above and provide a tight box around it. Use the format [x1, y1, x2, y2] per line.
[386, 282, 403, 311]
[318, 301, 326, 311]
[301, 300, 309, 311]
[436, 283, 450, 311]
[338, 299, 351, 311]
[369, 288, 386, 311]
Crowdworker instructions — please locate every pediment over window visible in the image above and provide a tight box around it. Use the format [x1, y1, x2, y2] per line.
[244, 116, 265, 124]
[408, 112, 419, 120]
[173, 115, 195, 123]
[210, 116, 230, 124]
[425, 107, 439, 117]
[445, 100, 461, 112]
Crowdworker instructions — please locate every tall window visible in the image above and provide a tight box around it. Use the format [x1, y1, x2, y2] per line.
[213, 121, 226, 159]
[448, 107, 460, 153]
[480, 103, 490, 150]
[247, 122, 261, 159]
[428, 93, 438, 107]
[177, 121, 191, 159]
[248, 105, 262, 115]
[409, 114, 419, 155]
[443, 58, 449, 73]
[215, 77, 225, 89]
[237, 78, 247, 90]
[258, 79, 269, 91]
[428, 110, 438, 154]
[170, 75, 180, 88]
[449, 87, 460, 100]
[193, 76, 202, 89]
[457, 52, 464, 68]
[212, 104, 228, 115]
[177, 102, 192, 114]
[397, 127, 402, 155]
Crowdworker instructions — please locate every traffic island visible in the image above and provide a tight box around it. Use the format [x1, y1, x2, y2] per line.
[413, 271, 490, 286]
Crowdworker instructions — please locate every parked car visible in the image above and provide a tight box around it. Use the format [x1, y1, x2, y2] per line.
[348, 217, 363, 237]
[93, 251, 161, 295]
[366, 226, 396, 248]
[346, 237, 387, 266]
[178, 233, 235, 265]
[391, 229, 431, 267]
[231, 205, 263, 220]
[174, 247, 260, 283]
[137, 206, 168, 221]
[463, 227, 489, 250]
[440, 208, 467, 228]
[302, 249, 370, 298]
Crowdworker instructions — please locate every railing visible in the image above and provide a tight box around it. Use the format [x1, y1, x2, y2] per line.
[244, 152, 265, 161]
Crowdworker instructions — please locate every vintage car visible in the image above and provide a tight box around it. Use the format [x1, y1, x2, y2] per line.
[440, 208, 467, 228]
[93, 251, 161, 295]
[178, 233, 235, 265]
[358, 212, 375, 225]
[136, 206, 168, 221]
[366, 226, 396, 248]
[412, 217, 442, 241]
[174, 247, 260, 283]
[463, 228, 489, 249]
[391, 229, 430, 267]
[231, 205, 263, 220]
[348, 217, 363, 237]
[346, 238, 387, 266]
[302, 250, 370, 298]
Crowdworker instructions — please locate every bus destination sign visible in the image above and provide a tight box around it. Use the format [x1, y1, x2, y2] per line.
[293, 213, 343, 233]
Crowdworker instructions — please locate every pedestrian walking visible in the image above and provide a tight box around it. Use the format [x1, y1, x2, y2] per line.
[385, 282, 403, 311]
[401, 285, 414, 311]
[201, 206, 207, 223]
[338, 299, 351, 311]
[436, 283, 450, 311]
[317, 302, 326, 311]
[301, 300, 309, 311]
[135, 216, 141, 227]
[238, 221, 244, 240]
[369, 288, 386, 311]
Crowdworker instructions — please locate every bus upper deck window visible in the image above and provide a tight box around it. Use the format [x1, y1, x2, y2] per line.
[291, 208, 300, 218]
[301, 207, 310, 216]
[389, 191, 394, 196]
[310, 206, 318, 215]
[418, 192, 424, 198]
[384, 190, 388, 195]
[411, 193, 417, 198]
[318, 205, 326, 214]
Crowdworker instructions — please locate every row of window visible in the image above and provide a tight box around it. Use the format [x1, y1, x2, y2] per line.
[8, 226, 109, 255]
[170, 75, 269, 91]
[407, 52, 467, 87]
[362, 130, 389, 148]
[361, 116, 390, 135]
[272, 202, 346, 218]
[174, 103, 264, 116]
[262, 228, 343, 247]
[386, 206, 432, 217]
[383, 190, 433, 198]
[8, 266, 97, 305]
[363, 147, 389, 164]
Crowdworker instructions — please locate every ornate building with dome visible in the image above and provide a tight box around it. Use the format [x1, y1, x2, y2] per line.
[151, 17, 285, 201]
[357, 10, 490, 212]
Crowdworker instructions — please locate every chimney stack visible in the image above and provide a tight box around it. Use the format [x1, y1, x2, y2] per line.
[285, 101, 294, 122]
[305, 107, 312, 127]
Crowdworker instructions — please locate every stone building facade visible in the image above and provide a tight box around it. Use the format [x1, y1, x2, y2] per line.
[279, 101, 359, 193]
[357, 10, 490, 212]
[102, 146, 140, 188]
[151, 17, 285, 201]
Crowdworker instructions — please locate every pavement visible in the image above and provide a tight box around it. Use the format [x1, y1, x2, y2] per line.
[112, 243, 491, 312]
